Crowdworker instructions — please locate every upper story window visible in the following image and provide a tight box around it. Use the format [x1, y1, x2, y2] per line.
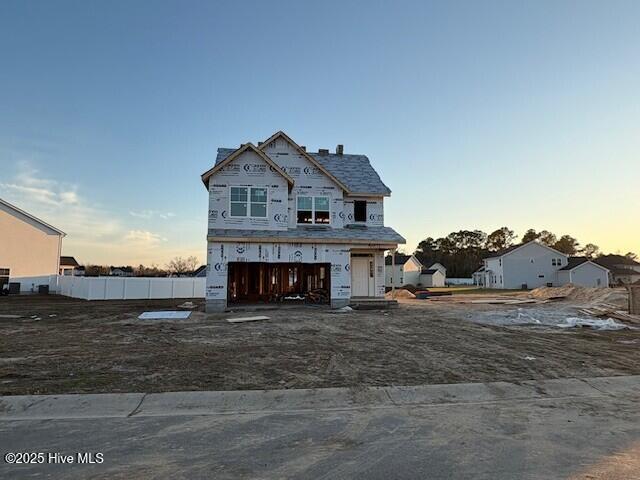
[230, 186, 267, 218]
[354, 201, 367, 222]
[297, 196, 330, 225]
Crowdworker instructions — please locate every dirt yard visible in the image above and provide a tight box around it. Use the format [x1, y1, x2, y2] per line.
[1, 293, 639, 395]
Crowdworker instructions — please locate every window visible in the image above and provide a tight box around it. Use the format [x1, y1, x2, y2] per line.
[354, 201, 367, 222]
[230, 187, 248, 217]
[0, 268, 9, 276]
[230, 187, 267, 218]
[250, 187, 267, 217]
[297, 196, 330, 225]
[297, 196, 313, 224]
[552, 259, 557, 266]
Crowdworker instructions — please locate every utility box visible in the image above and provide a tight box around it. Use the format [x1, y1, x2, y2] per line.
[629, 286, 640, 315]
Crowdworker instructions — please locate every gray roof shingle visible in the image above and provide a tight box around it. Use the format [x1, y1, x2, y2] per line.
[208, 226, 405, 244]
[215, 148, 391, 196]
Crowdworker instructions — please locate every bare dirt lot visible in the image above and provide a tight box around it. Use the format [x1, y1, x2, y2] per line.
[1, 293, 639, 395]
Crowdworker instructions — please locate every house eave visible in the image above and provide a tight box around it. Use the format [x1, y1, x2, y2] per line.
[206, 235, 401, 248]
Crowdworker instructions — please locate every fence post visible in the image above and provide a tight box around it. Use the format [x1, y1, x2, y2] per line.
[629, 286, 640, 315]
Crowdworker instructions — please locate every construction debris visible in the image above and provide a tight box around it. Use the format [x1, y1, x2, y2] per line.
[138, 311, 191, 320]
[330, 306, 354, 314]
[385, 289, 415, 299]
[177, 301, 197, 309]
[226, 315, 270, 323]
[558, 317, 629, 331]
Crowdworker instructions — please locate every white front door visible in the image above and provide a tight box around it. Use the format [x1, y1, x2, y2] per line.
[351, 256, 372, 297]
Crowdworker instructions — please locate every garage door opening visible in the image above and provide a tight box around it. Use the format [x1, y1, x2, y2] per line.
[228, 262, 330, 305]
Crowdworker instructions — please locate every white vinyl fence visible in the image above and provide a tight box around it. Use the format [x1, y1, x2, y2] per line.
[446, 277, 475, 286]
[11, 275, 205, 300]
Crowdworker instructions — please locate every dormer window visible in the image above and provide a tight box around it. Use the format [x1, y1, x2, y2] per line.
[297, 196, 330, 225]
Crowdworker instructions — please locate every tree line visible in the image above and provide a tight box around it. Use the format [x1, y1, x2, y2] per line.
[82, 256, 200, 277]
[412, 227, 637, 278]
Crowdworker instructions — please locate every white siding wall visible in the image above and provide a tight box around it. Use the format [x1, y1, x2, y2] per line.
[567, 263, 610, 288]
[384, 257, 421, 287]
[385, 264, 404, 287]
[501, 243, 567, 289]
[484, 258, 503, 288]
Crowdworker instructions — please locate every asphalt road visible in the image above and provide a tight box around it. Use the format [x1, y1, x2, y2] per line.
[2, 384, 640, 479]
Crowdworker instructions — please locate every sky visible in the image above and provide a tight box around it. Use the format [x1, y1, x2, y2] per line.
[1, 0, 638, 266]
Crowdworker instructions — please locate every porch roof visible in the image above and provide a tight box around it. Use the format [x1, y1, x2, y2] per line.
[207, 226, 405, 246]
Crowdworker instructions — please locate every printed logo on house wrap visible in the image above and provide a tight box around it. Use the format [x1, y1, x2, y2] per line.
[219, 165, 241, 176]
[282, 166, 301, 176]
[243, 164, 267, 175]
[303, 166, 322, 176]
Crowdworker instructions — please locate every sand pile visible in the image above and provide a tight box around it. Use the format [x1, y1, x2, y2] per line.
[529, 285, 628, 307]
[385, 289, 416, 299]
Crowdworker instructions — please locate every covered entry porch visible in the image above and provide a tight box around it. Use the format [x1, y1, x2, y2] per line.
[228, 262, 330, 304]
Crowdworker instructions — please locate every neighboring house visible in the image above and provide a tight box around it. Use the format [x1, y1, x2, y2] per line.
[419, 267, 446, 287]
[59, 256, 80, 276]
[482, 240, 609, 289]
[201, 131, 405, 311]
[192, 265, 207, 277]
[556, 257, 609, 288]
[428, 263, 447, 277]
[594, 255, 640, 285]
[385, 254, 423, 287]
[110, 266, 134, 277]
[0, 197, 65, 278]
[472, 266, 485, 286]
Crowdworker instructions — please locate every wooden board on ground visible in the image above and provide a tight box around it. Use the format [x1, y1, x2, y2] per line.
[227, 315, 270, 323]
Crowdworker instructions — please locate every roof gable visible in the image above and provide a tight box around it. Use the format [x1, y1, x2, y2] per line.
[0, 198, 65, 236]
[259, 131, 351, 193]
[560, 257, 609, 272]
[485, 240, 567, 260]
[385, 253, 412, 266]
[201, 143, 294, 188]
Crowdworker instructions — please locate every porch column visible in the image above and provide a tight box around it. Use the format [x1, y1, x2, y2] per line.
[391, 248, 396, 300]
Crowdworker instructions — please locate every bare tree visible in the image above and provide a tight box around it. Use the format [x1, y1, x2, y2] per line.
[166, 256, 199, 275]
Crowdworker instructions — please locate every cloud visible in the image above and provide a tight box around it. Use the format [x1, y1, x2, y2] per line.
[59, 191, 79, 204]
[0, 162, 198, 265]
[125, 230, 167, 245]
[129, 210, 176, 220]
